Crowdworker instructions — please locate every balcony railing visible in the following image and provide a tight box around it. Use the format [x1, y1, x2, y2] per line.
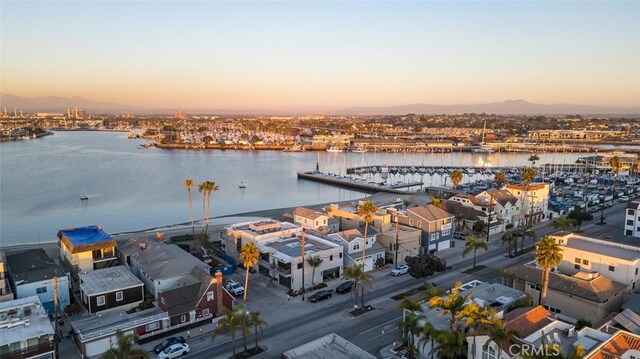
[1, 341, 54, 359]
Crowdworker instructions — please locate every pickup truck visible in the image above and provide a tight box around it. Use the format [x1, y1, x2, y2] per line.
[225, 279, 245, 296]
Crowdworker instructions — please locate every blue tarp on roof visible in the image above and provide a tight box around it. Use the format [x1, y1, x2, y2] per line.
[57, 225, 112, 246]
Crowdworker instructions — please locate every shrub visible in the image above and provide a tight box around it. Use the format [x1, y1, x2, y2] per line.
[576, 319, 592, 330]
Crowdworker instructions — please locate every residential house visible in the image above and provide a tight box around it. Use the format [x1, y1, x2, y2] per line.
[584, 330, 640, 359]
[601, 295, 640, 334]
[552, 232, 640, 293]
[282, 333, 375, 359]
[437, 200, 494, 237]
[79, 266, 144, 314]
[477, 189, 521, 227]
[0, 252, 13, 302]
[257, 232, 343, 291]
[468, 306, 610, 359]
[0, 296, 55, 359]
[293, 207, 336, 232]
[392, 204, 455, 252]
[328, 228, 385, 272]
[625, 201, 640, 238]
[224, 220, 302, 261]
[58, 225, 117, 273]
[325, 202, 393, 233]
[406, 280, 525, 358]
[504, 261, 626, 325]
[376, 225, 422, 265]
[449, 194, 504, 235]
[505, 183, 551, 224]
[5, 249, 70, 315]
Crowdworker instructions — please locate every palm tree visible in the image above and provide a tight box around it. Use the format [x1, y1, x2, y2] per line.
[535, 236, 563, 305]
[428, 281, 473, 331]
[609, 155, 621, 193]
[528, 154, 540, 168]
[249, 311, 267, 350]
[198, 181, 209, 235]
[342, 263, 373, 308]
[522, 167, 537, 226]
[494, 171, 506, 188]
[205, 181, 220, 232]
[462, 236, 488, 270]
[461, 303, 492, 358]
[398, 311, 421, 358]
[240, 242, 260, 303]
[431, 330, 467, 359]
[212, 307, 242, 357]
[449, 169, 463, 190]
[518, 224, 536, 252]
[184, 179, 196, 235]
[398, 297, 423, 312]
[550, 217, 574, 232]
[502, 231, 516, 257]
[357, 200, 378, 269]
[483, 316, 516, 359]
[419, 322, 438, 359]
[101, 330, 148, 359]
[306, 255, 323, 286]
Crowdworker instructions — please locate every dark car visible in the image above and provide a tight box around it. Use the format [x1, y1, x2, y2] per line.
[153, 336, 186, 354]
[308, 290, 332, 303]
[335, 281, 355, 294]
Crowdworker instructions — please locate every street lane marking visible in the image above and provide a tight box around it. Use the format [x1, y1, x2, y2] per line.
[359, 316, 402, 335]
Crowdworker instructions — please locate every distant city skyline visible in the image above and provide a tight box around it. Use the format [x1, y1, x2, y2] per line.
[1, 1, 639, 111]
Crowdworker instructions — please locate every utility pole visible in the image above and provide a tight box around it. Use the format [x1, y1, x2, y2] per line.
[394, 216, 399, 266]
[301, 230, 306, 301]
[53, 276, 59, 359]
[486, 195, 494, 243]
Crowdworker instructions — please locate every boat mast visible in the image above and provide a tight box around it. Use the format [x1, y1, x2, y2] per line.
[482, 120, 487, 144]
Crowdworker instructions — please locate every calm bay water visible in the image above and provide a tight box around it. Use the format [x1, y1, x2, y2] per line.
[0, 131, 589, 246]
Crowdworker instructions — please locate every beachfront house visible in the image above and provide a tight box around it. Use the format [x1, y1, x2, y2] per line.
[392, 204, 455, 252]
[376, 225, 422, 265]
[0, 296, 56, 359]
[449, 194, 504, 235]
[224, 220, 302, 263]
[58, 225, 117, 273]
[293, 207, 336, 232]
[325, 202, 393, 233]
[505, 183, 551, 225]
[437, 200, 493, 237]
[328, 228, 385, 272]
[257, 231, 343, 291]
[4, 249, 70, 315]
[504, 260, 626, 325]
[79, 265, 144, 314]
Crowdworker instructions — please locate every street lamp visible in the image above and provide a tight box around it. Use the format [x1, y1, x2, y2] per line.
[301, 229, 306, 301]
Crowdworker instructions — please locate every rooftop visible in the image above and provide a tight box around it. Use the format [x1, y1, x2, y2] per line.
[79, 266, 143, 296]
[281, 333, 376, 359]
[293, 207, 326, 220]
[0, 296, 54, 346]
[408, 204, 454, 222]
[117, 238, 210, 281]
[57, 225, 115, 253]
[554, 233, 640, 261]
[227, 220, 300, 237]
[261, 233, 341, 263]
[329, 227, 379, 244]
[5, 248, 66, 285]
[71, 306, 166, 341]
[585, 330, 640, 359]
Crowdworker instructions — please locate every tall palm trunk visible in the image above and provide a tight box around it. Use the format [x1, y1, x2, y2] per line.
[254, 325, 259, 349]
[187, 188, 195, 235]
[243, 264, 250, 303]
[540, 267, 550, 305]
[362, 223, 368, 270]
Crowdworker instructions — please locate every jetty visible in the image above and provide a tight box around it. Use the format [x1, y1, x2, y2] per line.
[297, 171, 423, 194]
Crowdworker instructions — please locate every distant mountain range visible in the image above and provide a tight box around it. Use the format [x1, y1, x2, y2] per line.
[1, 94, 638, 115]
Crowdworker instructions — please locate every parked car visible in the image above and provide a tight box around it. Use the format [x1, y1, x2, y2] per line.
[153, 337, 186, 354]
[335, 281, 355, 294]
[619, 196, 630, 203]
[226, 279, 245, 296]
[158, 343, 190, 359]
[308, 290, 332, 302]
[391, 264, 409, 276]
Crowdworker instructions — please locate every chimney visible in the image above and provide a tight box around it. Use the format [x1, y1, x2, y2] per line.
[215, 271, 224, 314]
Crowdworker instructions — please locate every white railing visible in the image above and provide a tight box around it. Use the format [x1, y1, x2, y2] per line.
[139, 314, 214, 340]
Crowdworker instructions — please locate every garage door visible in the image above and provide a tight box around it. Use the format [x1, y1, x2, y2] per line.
[322, 267, 340, 279]
[85, 330, 135, 357]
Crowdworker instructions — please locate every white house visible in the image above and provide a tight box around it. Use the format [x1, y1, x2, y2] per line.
[625, 201, 640, 238]
[505, 183, 551, 225]
[293, 207, 336, 232]
[257, 231, 343, 291]
[328, 228, 386, 272]
[477, 189, 521, 227]
[58, 225, 117, 273]
[225, 220, 302, 260]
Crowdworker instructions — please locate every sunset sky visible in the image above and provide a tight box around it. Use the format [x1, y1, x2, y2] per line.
[1, 1, 639, 111]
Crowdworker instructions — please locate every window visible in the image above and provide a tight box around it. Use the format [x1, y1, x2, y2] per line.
[442, 229, 451, 236]
[629, 209, 636, 216]
[482, 346, 496, 359]
[409, 219, 414, 226]
[628, 220, 635, 226]
[416, 221, 422, 228]
[582, 259, 589, 265]
[353, 243, 360, 251]
[543, 305, 562, 314]
[181, 315, 186, 323]
[430, 233, 437, 241]
[339, 253, 342, 258]
[207, 291, 214, 302]
[202, 308, 210, 316]
[529, 283, 541, 291]
[575, 264, 581, 270]
[97, 295, 106, 306]
[297, 263, 303, 269]
[36, 287, 47, 294]
[609, 265, 616, 272]
[575, 257, 581, 264]
[329, 255, 333, 261]
[628, 230, 634, 236]
[116, 291, 123, 301]
[145, 322, 159, 331]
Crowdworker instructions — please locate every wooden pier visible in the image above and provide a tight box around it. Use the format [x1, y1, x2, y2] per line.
[297, 172, 423, 194]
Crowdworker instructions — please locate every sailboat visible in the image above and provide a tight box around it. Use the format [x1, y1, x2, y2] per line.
[473, 120, 495, 154]
[239, 181, 246, 189]
[80, 189, 89, 201]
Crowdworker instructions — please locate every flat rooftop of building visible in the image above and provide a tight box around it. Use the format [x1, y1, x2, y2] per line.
[261, 234, 340, 262]
[562, 234, 640, 261]
[117, 238, 210, 281]
[227, 220, 300, 237]
[282, 333, 375, 359]
[71, 306, 165, 340]
[79, 265, 143, 296]
[57, 225, 115, 253]
[4, 248, 66, 285]
[0, 296, 54, 346]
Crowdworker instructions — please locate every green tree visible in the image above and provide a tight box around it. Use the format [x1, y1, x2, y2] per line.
[528, 154, 540, 167]
[398, 297, 423, 312]
[483, 316, 516, 359]
[240, 242, 259, 303]
[567, 206, 593, 231]
[522, 167, 538, 225]
[249, 311, 267, 350]
[502, 231, 516, 257]
[462, 236, 488, 270]
[550, 217, 574, 231]
[342, 263, 373, 308]
[449, 169, 463, 189]
[516, 224, 536, 252]
[431, 330, 467, 359]
[535, 236, 563, 305]
[184, 179, 196, 235]
[419, 322, 438, 359]
[357, 200, 378, 268]
[428, 281, 473, 331]
[494, 171, 507, 188]
[404, 254, 446, 285]
[398, 311, 421, 358]
[306, 255, 323, 286]
[472, 220, 488, 238]
[609, 155, 622, 193]
[461, 303, 492, 358]
[100, 330, 148, 359]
